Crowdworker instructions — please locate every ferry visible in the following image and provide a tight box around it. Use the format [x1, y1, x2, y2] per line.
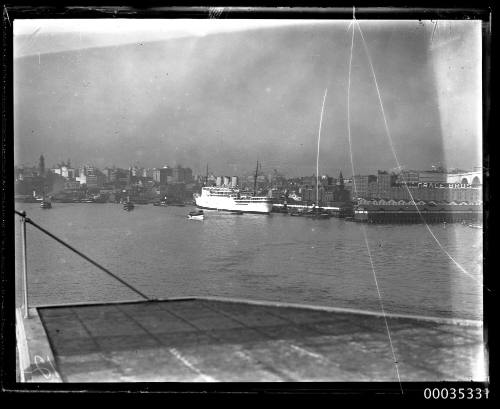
[194, 187, 273, 214]
[195, 161, 273, 214]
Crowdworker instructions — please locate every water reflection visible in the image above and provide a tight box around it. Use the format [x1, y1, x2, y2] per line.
[14, 203, 482, 320]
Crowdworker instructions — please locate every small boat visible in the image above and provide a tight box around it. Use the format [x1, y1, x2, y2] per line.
[468, 223, 482, 229]
[188, 210, 204, 220]
[123, 198, 134, 211]
[40, 191, 52, 209]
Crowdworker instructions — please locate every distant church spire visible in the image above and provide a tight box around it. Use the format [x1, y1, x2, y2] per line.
[38, 154, 45, 176]
[338, 170, 344, 188]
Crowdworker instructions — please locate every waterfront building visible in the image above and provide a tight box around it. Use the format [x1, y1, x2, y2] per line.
[351, 174, 377, 198]
[395, 170, 420, 184]
[446, 170, 482, 185]
[51, 165, 76, 179]
[75, 173, 86, 185]
[349, 168, 482, 206]
[165, 166, 193, 183]
[129, 165, 144, 177]
[395, 169, 482, 187]
[153, 167, 172, 185]
[183, 167, 193, 183]
[143, 168, 154, 178]
[75, 164, 105, 189]
[417, 170, 448, 184]
[64, 180, 81, 191]
[300, 171, 351, 206]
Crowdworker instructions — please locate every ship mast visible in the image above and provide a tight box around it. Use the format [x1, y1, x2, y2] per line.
[205, 164, 209, 186]
[253, 160, 259, 196]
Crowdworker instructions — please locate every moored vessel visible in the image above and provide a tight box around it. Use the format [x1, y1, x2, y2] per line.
[194, 161, 272, 214]
[40, 191, 52, 209]
[40, 200, 52, 209]
[194, 187, 273, 214]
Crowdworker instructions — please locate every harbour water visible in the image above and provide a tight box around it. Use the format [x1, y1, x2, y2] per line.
[14, 203, 483, 321]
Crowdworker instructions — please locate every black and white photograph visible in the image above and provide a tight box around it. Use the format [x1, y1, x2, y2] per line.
[8, 7, 490, 393]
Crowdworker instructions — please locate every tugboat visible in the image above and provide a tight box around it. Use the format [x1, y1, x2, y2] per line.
[40, 200, 52, 209]
[187, 209, 204, 220]
[40, 192, 52, 209]
[123, 197, 134, 211]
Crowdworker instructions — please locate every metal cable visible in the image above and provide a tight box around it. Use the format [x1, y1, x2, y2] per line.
[15, 210, 150, 301]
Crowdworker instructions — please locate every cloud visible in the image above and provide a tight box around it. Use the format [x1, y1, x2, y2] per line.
[14, 19, 338, 58]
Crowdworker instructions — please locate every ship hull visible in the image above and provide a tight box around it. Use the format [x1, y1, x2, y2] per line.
[195, 195, 272, 214]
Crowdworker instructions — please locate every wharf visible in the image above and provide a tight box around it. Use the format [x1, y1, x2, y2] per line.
[354, 208, 482, 224]
[16, 297, 485, 382]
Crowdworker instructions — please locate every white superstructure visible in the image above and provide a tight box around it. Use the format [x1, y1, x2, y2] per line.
[194, 187, 273, 214]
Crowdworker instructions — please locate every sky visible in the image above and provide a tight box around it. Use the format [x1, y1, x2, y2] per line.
[13, 18, 482, 177]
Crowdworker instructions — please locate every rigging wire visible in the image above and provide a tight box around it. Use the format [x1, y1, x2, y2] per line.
[14, 210, 151, 301]
[354, 19, 487, 292]
[346, 18, 403, 393]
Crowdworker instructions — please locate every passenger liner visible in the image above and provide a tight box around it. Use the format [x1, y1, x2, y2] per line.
[194, 187, 273, 214]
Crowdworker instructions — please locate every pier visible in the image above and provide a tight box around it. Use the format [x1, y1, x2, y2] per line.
[17, 297, 484, 382]
[272, 203, 353, 217]
[272, 203, 483, 224]
[353, 207, 483, 224]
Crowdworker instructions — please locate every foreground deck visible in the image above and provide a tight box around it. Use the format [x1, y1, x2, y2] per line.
[17, 297, 485, 382]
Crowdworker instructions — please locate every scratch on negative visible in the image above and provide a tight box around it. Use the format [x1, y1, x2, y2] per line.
[169, 348, 216, 381]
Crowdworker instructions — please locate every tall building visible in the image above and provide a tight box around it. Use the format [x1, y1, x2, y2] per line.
[352, 175, 377, 198]
[169, 165, 193, 183]
[153, 167, 172, 185]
